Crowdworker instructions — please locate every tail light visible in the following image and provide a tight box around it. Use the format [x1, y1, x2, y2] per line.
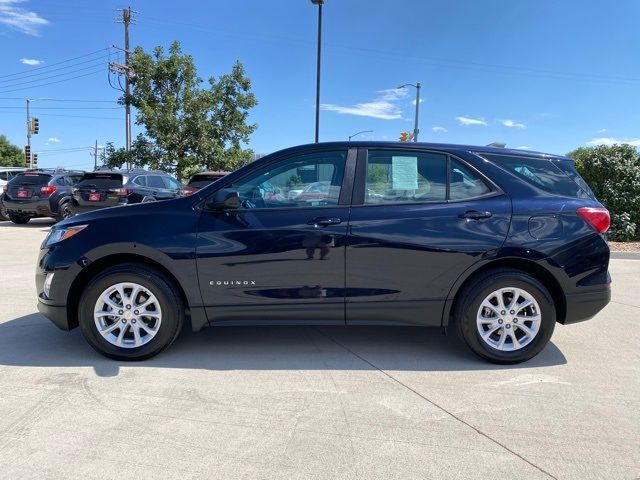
[179, 185, 198, 196]
[113, 188, 129, 197]
[577, 207, 610, 233]
[40, 185, 57, 195]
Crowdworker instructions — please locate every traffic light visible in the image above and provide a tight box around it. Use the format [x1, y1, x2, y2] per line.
[399, 132, 409, 142]
[32, 153, 38, 167]
[24, 145, 31, 166]
[30, 117, 39, 134]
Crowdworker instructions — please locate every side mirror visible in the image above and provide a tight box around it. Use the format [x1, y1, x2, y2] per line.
[206, 188, 240, 211]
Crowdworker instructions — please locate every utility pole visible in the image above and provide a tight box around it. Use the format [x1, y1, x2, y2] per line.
[26, 99, 31, 168]
[111, 6, 136, 168]
[94, 140, 98, 170]
[311, 0, 324, 143]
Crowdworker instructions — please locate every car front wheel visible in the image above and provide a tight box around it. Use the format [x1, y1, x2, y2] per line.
[78, 264, 184, 360]
[454, 268, 556, 364]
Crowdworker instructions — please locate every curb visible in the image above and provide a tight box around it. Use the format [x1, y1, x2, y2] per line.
[610, 251, 640, 260]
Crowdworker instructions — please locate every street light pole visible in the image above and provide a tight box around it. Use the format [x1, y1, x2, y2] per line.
[311, 0, 324, 143]
[348, 130, 373, 141]
[25, 99, 31, 168]
[398, 82, 421, 142]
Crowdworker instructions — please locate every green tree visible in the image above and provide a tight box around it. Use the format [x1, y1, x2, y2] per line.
[0, 135, 24, 167]
[123, 41, 257, 179]
[100, 134, 157, 171]
[568, 144, 640, 241]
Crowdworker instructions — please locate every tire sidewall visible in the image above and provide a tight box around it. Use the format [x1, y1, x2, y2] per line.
[457, 273, 556, 363]
[78, 268, 181, 360]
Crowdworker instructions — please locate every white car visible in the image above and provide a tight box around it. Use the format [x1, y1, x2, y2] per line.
[0, 167, 27, 220]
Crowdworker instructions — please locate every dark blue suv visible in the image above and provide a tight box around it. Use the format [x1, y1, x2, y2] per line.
[35, 142, 611, 363]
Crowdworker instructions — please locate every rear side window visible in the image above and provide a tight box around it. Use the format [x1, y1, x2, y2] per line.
[449, 159, 491, 200]
[147, 175, 166, 188]
[365, 150, 447, 203]
[188, 174, 222, 188]
[77, 173, 123, 188]
[482, 154, 590, 198]
[11, 173, 52, 186]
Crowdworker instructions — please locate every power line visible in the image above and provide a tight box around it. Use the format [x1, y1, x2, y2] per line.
[0, 106, 122, 110]
[0, 63, 109, 89]
[0, 69, 104, 94]
[0, 48, 110, 79]
[0, 54, 112, 84]
[0, 97, 117, 103]
[0, 110, 121, 120]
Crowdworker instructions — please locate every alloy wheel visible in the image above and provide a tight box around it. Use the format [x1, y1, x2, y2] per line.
[476, 287, 542, 351]
[93, 282, 162, 348]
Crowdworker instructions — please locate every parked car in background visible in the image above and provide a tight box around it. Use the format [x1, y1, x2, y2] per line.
[179, 171, 229, 196]
[36, 142, 611, 363]
[69, 169, 182, 216]
[292, 180, 332, 203]
[0, 167, 27, 220]
[2, 169, 84, 224]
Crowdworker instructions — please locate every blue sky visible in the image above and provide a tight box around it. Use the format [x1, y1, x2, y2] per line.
[1, 0, 639, 171]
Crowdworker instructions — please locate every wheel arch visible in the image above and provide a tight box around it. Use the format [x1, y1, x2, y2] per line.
[442, 256, 566, 329]
[66, 253, 197, 331]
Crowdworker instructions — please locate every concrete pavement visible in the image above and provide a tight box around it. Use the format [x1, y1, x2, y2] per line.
[0, 218, 638, 479]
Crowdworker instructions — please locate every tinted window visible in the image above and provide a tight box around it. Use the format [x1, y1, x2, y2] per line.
[11, 173, 52, 186]
[365, 150, 447, 204]
[449, 159, 491, 200]
[132, 176, 146, 187]
[232, 151, 346, 209]
[162, 176, 181, 190]
[77, 173, 123, 188]
[147, 175, 165, 188]
[0, 172, 7, 181]
[188, 174, 225, 188]
[555, 159, 595, 199]
[482, 154, 588, 198]
[56, 177, 66, 186]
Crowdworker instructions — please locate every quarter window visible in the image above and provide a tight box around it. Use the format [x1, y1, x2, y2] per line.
[365, 150, 447, 204]
[231, 151, 347, 209]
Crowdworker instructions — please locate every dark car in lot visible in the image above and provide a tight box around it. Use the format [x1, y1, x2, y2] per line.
[2, 169, 84, 224]
[69, 169, 182, 215]
[179, 171, 229, 196]
[36, 142, 611, 363]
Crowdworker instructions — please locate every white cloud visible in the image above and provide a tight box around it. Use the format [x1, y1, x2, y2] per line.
[587, 137, 640, 147]
[432, 126, 447, 133]
[501, 119, 526, 128]
[46, 137, 59, 143]
[596, 128, 608, 133]
[0, 0, 49, 35]
[515, 146, 531, 150]
[20, 57, 42, 65]
[411, 98, 425, 106]
[321, 88, 407, 120]
[456, 116, 487, 126]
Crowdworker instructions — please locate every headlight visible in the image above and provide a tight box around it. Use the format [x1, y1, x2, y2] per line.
[43, 224, 88, 247]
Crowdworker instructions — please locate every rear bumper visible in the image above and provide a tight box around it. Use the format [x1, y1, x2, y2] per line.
[562, 287, 611, 324]
[72, 199, 127, 214]
[3, 198, 52, 217]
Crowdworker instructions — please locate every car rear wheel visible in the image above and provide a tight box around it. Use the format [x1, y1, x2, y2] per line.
[78, 264, 183, 360]
[453, 268, 556, 364]
[56, 200, 74, 221]
[9, 214, 30, 224]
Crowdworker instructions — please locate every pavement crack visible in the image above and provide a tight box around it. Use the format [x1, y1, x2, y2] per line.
[316, 328, 558, 480]
[611, 300, 640, 309]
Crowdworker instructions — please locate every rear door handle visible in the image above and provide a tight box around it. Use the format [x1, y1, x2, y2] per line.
[307, 217, 342, 226]
[459, 210, 492, 220]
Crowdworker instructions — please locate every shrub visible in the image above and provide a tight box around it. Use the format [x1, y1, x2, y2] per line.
[568, 144, 640, 241]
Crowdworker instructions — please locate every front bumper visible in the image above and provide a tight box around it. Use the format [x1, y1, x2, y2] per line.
[37, 300, 71, 330]
[562, 286, 611, 324]
[4, 197, 52, 217]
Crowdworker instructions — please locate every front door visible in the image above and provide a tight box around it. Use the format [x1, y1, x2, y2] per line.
[346, 148, 512, 326]
[196, 148, 355, 324]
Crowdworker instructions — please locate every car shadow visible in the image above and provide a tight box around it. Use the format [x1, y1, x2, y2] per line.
[0, 218, 55, 229]
[0, 313, 567, 377]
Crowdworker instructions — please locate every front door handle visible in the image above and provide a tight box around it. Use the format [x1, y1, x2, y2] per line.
[307, 217, 342, 227]
[459, 210, 492, 220]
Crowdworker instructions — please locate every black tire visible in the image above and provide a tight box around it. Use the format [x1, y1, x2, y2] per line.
[55, 200, 74, 222]
[0, 204, 8, 221]
[78, 263, 184, 360]
[453, 268, 556, 364]
[9, 214, 30, 224]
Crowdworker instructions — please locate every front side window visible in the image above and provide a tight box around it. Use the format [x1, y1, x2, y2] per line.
[146, 175, 165, 189]
[365, 150, 447, 204]
[162, 176, 182, 190]
[231, 150, 346, 209]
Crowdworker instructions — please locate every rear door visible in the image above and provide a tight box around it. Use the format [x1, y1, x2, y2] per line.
[346, 148, 511, 326]
[146, 175, 173, 200]
[74, 173, 124, 208]
[6, 173, 51, 201]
